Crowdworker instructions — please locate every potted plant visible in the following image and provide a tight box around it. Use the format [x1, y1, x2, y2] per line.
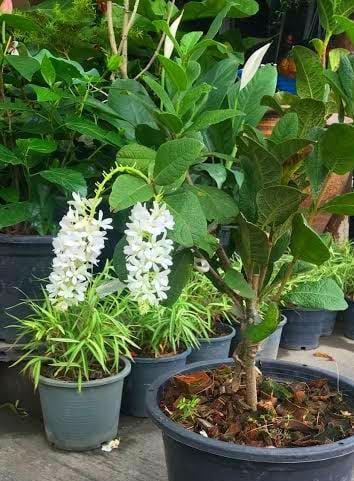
[13, 194, 135, 451]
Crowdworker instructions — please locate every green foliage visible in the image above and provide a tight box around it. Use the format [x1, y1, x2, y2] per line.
[13, 264, 136, 390]
[283, 279, 348, 311]
[175, 396, 200, 420]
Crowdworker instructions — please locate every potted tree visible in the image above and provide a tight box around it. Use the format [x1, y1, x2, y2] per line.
[13, 195, 135, 451]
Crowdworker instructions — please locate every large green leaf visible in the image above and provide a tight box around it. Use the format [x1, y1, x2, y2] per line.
[233, 215, 270, 268]
[0, 13, 42, 31]
[165, 191, 208, 247]
[304, 128, 328, 197]
[31, 85, 62, 102]
[41, 55, 56, 87]
[0, 145, 22, 165]
[193, 163, 226, 189]
[142, 74, 175, 113]
[155, 112, 183, 133]
[163, 250, 194, 306]
[5, 55, 40, 81]
[270, 138, 313, 164]
[135, 124, 166, 149]
[293, 46, 326, 101]
[186, 185, 238, 222]
[109, 175, 154, 212]
[244, 303, 279, 343]
[291, 99, 326, 136]
[39, 168, 86, 195]
[319, 123, 354, 174]
[285, 279, 347, 311]
[224, 268, 255, 299]
[317, 0, 334, 32]
[290, 213, 330, 265]
[184, 109, 241, 133]
[154, 138, 203, 185]
[158, 56, 188, 91]
[117, 144, 156, 174]
[321, 192, 354, 215]
[0, 202, 34, 229]
[66, 117, 122, 147]
[16, 138, 57, 154]
[334, 15, 354, 43]
[183, 0, 258, 20]
[270, 113, 299, 143]
[257, 186, 305, 227]
[178, 83, 213, 117]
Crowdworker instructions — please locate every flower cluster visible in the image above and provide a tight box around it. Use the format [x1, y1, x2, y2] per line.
[46, 193, 112, 311]
[124, 202, 175, 309]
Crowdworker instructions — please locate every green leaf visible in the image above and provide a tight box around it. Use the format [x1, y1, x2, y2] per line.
[186, 185, 239, 222]
[109, 175, 154, 212]
[155, 112, 183, 133]
[39, 168, 86, 195]
[290, 213, 330, 266]
[321, 192, 354, 215]
[165, 191, 207, 247]
[163, 250, 194, 306]
[178, 83, 213, 117]
[194, 163, 226, 189]
[304, 128, 328, 197]
[0, 187, 18, 203]
[293, 46, 326, 101]
[261, 378, 293, 400]
[0, 144, 22, 165]
[142, 74, 175, 113]
[285, 279, 347, 311]
[270, 113, 299, 143]
[16, 138, 57, 154]
[31, 85, 62, 102]
[154, 138, 203, 185]
[291, 99, 326, 136]
[244, 303, 279, 343]
[334, 15, 354, 44]
[66, 117, 122, 147]
[117, 144, 156, 174]
[0, 202, 33, 229]
[184, 109, 241, 133]
[113, 236, 128, 281]
[135, 124, 166, 149]
[233, 215, 270, 268]
[257, 186, 305, 227]
[158, 56, 188, 91]
[180, 31, 203, 55]
[5, 55, 40, 81]
[41, 55, 56, 87]
[270, 138, 313, 164]
[0, 13, 42, 31]
[317, 0, 334, 31]
[319, 123, 354, 174]
[224, 268, 256, 299]
[269, 233, 290, 263]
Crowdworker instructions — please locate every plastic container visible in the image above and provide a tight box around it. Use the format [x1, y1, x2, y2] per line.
[321, 310, 338, 336]
[122, 349, 191, 417]
[280, 308, 324, 350]
[188, 324, 235, 364]
[277, 74, 297, 94]
[0, 234, 53, 342]
[343, 299, 354, 340]
[147, 359, 354, 481]
[38, 357, 131, 451]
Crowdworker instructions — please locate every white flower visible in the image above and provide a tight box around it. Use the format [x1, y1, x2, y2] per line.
[124, 202, 174, 309]
[46, 193, 112, 310]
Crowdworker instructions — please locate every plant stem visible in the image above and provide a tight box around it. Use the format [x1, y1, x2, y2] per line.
[244, 340, 258, 411]
[120, 0, 130, 79]
[106, 1, 118, 55]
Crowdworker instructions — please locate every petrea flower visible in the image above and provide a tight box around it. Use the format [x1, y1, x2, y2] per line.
[124, 202, 174, 309]
[46, 193, 112, 311]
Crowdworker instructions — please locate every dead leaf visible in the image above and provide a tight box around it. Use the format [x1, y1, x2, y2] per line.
[313, 352, 335, 362]
[307, 379, 328, 389]
[175, 372, 212, 394]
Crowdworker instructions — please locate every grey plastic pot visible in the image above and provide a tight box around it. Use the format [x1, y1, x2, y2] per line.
[0, 234, 53, 342]
[188, 324, 235, 364]
[146, 359, 354, 481]
[343, 299, 354, 340]
[122, 348, 191, 418]
[281, 308, 325, 350]
[38, 357, 131, 451]
[257, 315, 287, 359]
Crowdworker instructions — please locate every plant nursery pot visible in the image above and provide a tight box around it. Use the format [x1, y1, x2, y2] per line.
[146, 359, 354, 481]
[38, 357, 131, 451]
[122, 348, 191, 418]
[343, 299, 354, 340]
[320, 310, 338, 336]
[188, 324, 235, 364]
[280, 308, 331, 350]
[0, 234, 53, 342]
[229, 316, 287, 361]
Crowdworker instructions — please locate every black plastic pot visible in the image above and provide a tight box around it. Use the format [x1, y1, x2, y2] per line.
[343, 299, 354, 340]
[122, 348, 191, 418]
[280, 308, 328, 350]
[147, 359, 354, 481]
[188, 324, 235, 364]
[0, 234, 53, 342]
[320, 310, 338, 336]
[39, 357, 131, 451]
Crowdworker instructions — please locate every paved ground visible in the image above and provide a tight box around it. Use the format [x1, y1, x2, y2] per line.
[0, 326, 353, 481]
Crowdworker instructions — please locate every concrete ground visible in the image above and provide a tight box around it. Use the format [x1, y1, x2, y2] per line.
[0, 327, 353, 481]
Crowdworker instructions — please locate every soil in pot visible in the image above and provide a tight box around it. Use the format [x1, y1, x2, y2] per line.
[122, 348, 191, 418]
[0, 234, 54, 342]
[343, 299, 354, 340]
[188, 323, 235, 364]
[38, 357, 131, 451]
[147, 360, 354, 481]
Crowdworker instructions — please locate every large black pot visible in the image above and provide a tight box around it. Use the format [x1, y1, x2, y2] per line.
[343, 299, 354, 340]
[147, 360, 354, 481]
[122, 348, 191, 417]
[0, 234, 53, 342]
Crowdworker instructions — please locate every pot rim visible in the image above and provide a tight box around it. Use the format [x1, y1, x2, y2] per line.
[132, 348, 191, 365]
[0, 233, 53, 245]
[282, 307, 338, 313]
[146, 359, 354, 463]
[197, 323, 236, 344]
[39, 356, 131, 389]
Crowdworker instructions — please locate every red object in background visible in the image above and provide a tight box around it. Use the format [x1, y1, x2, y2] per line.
[0, 0, 13, 13]
[96, 0, 107, 13]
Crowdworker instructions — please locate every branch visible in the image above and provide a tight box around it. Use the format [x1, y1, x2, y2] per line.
[119, 0, 130, 79]
[217, 245, 231, 271]
[106, 1, 118, 55]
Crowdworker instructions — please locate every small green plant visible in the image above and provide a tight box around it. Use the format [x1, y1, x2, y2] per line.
[13, 263, 137, 390]
[176, 396, 201, 420]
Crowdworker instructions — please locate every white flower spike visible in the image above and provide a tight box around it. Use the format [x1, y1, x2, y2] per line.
[124, 202, 174, 310]
[46, 193, 112, 311]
